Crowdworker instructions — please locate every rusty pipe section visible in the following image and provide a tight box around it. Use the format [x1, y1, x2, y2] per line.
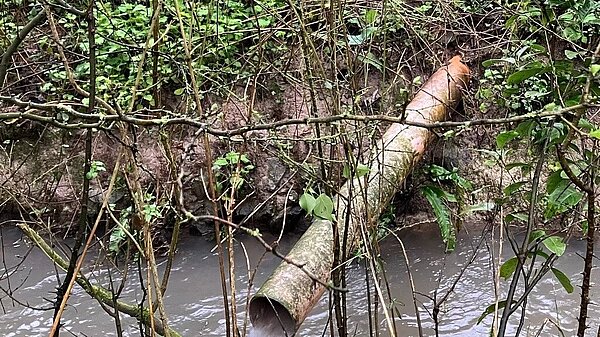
[249, 56, 470, 335]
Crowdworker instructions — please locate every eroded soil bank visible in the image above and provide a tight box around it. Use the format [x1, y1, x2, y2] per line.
[0, 65, 498, 241]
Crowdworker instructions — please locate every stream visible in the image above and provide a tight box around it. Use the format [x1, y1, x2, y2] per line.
[1, 223, 598, 336]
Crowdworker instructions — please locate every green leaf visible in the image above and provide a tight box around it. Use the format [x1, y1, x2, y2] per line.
[477, 300, 512, 324]
[365, 9, 378, 24]
[545, 170, 564, 194]
[543, 236, 566, 256]
[212, 158, 228, 168]
[422, 186, 455, 252]
[507, 67, 546, 85]
[229, 175, 244, 190]
[462, 202, 495, 215]
[529, 229, 546, 243]
[240, 154, 251, 164]
[515, 120, 535, 137]
[356, 164, 370, 177]
[257, 18, 270, 27]
[496, 130, 520, 149]
[503, 181, 527, 195]
[225, 151, 241, 164]
[591, 64, 600, 76]
[578, 118, 594, 131]
[564, 50, 579, 60]
[86, 160, 106, 180]
[248, 228, 261, 237]
[342, 164, 351, 179]
[544, 180, 583, 219]
[358, 52, 383, 72]
[427, 164, 450, 179]
[299, 193, 317, 215]
[590, 129, 600, 139]
[347, 34, 365, 46]
[532, 250, 550, 260]
[343, 163, 370, 179]
[551, 268, 574, 293]
[500, 257, 519, 280]
[109, 225, 127, 255]
[505, 212, 528, 223]
[313, 194, 334, 221]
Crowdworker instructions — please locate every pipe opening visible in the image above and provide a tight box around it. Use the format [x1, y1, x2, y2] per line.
[249, 296, 296, 336]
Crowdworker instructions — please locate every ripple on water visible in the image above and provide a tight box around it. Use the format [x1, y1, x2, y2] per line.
[1, 227, 598, 336]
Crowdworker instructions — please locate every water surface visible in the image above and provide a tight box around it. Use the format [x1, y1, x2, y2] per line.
[0, 224, 597, 336]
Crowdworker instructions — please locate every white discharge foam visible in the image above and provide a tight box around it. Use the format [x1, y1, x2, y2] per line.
[247, 327, 278, 337]
[247, 322, 287, 337]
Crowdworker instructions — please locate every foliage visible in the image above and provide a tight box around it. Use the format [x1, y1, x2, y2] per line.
[494, 230, 572, 290]
[86, 160, 106, 180]
[476, 2, 600, 332]
[299, 189, 335, 221]
[108, 204, 132, 256]
[108, 193, 162, 256]
[35, 0, 289, 109]
[342, 162, 370, 180]
[420, 164, 484, 252]
[2, 0, 600, 335]
[212, 151, 255, 195]
[478, 1, 600, 116]
[377, 203, 396, 233]
[421, 185, 456, 252]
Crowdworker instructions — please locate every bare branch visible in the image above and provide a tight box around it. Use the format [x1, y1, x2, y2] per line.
[0, 94, 592, 135]
[0, 10, 46, 89]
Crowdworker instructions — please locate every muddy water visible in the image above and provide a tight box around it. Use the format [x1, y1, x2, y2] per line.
[0, 224, 598, 336]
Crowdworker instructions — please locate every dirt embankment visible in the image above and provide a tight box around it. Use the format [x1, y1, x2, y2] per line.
[0, 0, 510, 239]
[0, 66, 501, 242]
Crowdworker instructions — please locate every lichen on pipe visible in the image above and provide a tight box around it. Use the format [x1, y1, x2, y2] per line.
[249, 56, 470, 335]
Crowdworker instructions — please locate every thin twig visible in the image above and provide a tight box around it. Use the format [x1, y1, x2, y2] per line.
[191, 214, 347, 292]
[1, 94, 592, 133]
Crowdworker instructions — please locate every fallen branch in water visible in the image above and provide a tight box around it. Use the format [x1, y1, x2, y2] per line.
[16, 222, 183, 337]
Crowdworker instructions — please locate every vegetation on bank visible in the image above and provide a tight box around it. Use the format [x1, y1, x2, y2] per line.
[0, 0, 599, 336]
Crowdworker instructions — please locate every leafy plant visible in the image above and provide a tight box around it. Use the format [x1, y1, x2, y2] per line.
[499, 232, 571, 290]
[38, 0, 290, 108]
[108, 204, 132, 256]
[299, 189, 335, 221]
[342, 162, 370, 179]
[422, 185, 456, 252]
[86, 160, 106, 180]
[212, 151, 255, 195]
[108, 193, 161, 256]
[420, 165, 474, 252]
[479, 230, 573, 326]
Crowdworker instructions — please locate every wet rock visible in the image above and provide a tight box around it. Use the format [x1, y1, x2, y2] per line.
[265, 157, 287, 191]
[269, 204, 306, 233]
[431, 140, 462, 170]
[234, 199, 270, 224]
[189, 220, 215, 237]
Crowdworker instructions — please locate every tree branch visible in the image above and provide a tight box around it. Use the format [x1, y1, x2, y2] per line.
[0, 10, 46, 89]
[0, 94, 593, 135]
[16, 223, 183, 337]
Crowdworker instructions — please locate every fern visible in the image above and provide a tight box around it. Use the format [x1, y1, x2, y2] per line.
[422, 185, 456, 252]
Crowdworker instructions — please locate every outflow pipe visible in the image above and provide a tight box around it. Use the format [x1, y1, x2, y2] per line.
[249, 56, 470, 335]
